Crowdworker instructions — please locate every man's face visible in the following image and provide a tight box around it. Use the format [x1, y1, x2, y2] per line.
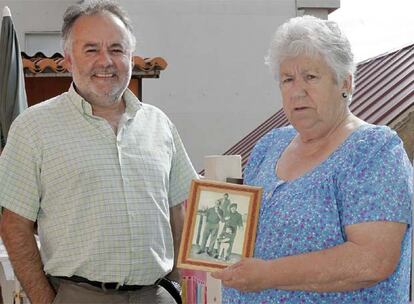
[64, 12, 133, 106]
[230, 206, 237, 213]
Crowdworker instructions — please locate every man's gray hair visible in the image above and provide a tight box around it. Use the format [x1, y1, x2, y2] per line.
[62, 0, 136, 52]
[265, 15, 355, 99]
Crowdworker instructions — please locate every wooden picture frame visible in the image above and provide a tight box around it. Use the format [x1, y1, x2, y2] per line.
[178, 179, 262, 272]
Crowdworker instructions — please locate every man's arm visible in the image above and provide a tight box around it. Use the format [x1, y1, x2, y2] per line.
[213, 221, 406, 292]
[238, 213, 243, 228]
[216, 207, 224, 222]
[168, 202, 185, 283]
[0, 209, 55, 304]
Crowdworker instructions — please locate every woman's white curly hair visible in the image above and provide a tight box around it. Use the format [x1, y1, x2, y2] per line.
[265, 15, 355, 101]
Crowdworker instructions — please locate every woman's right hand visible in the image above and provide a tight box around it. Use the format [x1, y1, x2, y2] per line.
[211, 258, 271, 292]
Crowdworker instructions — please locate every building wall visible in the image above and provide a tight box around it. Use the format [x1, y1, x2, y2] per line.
[0, 0, 337, 171]
[131, 0, 298, 171]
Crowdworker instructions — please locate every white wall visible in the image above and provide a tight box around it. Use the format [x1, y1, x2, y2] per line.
[0, 0, 297, 170]
[0, 1, 72, 53]
[127, 1, 295, 170]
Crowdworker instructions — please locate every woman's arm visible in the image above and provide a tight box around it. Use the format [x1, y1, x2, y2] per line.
[212, 221, 406, 292]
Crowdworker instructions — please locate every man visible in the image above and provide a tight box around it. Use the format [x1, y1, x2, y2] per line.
[223, 203, 243, 259]
[196, 200, 224, 256]
[216, 192, 231, 238]
[0, 1, 197, 303]
[214, 226, 234, 261]
[218, 193, 231, 217]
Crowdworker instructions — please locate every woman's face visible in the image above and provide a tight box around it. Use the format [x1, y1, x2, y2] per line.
[278, 54, 348, 135]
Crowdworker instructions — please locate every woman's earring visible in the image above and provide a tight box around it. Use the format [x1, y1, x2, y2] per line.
[342, 92, 348, 99]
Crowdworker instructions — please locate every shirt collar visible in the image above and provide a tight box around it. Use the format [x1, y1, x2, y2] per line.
[123, 88, 142, 119]
[67, 83, 142, 118]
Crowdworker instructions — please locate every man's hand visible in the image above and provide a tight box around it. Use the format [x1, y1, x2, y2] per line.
[166, 268, 182, 284]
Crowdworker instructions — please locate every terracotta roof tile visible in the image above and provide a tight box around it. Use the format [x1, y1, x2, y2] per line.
[133, 56, 167, 72]
[222, 43, 414, 170]
[21, 52, 167, 76]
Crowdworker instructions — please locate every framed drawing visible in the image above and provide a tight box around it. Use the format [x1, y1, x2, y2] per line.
[177, 179, 262, 272]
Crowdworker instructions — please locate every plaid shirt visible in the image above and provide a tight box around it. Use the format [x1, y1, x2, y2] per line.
[0, 85, 198, 284]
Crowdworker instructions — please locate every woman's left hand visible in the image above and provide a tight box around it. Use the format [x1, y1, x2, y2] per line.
[211, 258, 270, 292]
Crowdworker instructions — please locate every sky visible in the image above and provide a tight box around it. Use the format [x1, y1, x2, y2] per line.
[329, 0, 414, 63]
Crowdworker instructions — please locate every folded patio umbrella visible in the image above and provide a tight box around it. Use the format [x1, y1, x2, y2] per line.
[0, 6, 27, 149]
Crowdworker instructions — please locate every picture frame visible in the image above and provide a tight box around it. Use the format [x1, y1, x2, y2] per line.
[177, 179, 262, 272]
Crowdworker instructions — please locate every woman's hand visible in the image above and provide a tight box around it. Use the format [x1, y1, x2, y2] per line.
[211, 258, 270, 292]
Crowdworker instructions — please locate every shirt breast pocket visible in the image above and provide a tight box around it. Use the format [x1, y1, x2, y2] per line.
[122, 137, 173, 193]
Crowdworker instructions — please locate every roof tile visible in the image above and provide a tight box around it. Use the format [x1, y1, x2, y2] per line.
[21, 52, 167, 75]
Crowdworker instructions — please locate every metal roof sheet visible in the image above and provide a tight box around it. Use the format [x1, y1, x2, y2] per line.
[223, 43, 414, 170]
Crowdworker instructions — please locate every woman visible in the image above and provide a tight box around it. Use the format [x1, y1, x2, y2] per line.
[212, 16, 412, 303]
